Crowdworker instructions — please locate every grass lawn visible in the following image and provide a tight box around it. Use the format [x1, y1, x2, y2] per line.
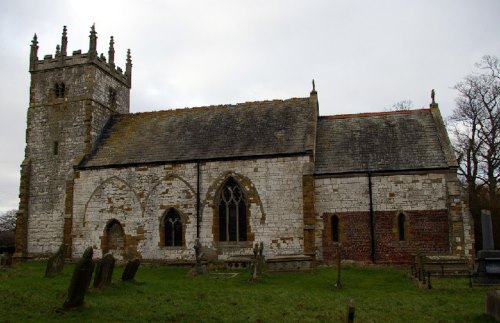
[0, 261, 495, 322]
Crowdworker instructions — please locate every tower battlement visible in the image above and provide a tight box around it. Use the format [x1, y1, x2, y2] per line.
[29, 25, 132, 88]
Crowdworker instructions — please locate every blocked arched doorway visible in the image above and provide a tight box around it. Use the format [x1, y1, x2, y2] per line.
[103, 219, 125, 258]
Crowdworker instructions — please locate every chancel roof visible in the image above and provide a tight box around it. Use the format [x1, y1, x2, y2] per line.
[314, 109, 452, 174]
[81, 97, 315, 168]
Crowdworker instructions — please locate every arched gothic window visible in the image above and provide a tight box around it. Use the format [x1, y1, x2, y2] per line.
[219, 178, 247, 242]
[331, 215, 339, 242]
[164, 208, 183, 247]
[398, 213, 406, 241]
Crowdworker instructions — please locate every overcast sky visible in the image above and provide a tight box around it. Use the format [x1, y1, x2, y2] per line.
[0, 0, 499, 212]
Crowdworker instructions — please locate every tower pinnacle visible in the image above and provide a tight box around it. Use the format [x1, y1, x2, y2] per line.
[88, 24, 97, 59]
[108, 36, 115, 67]
[61, 26, 68, 57]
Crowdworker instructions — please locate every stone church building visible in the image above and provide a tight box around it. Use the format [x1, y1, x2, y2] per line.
[15, 26, 474, 264]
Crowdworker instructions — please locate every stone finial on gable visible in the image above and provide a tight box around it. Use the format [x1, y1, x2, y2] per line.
[311, 79, 317, 95]
[430, 89, 438, 109]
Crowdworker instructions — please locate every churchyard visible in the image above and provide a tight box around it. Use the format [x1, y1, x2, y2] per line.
[0, 261, 495, 322]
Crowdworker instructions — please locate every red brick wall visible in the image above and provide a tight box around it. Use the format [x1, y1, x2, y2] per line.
[322, 210, 449, 264]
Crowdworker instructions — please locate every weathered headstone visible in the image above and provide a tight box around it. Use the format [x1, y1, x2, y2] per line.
[251, 242, 265, 281]
[0, 253, 12, 267]
[63, 247, 94, 309]
[346, 299, 355, 323]
[482, 210, 495, 250]
[486, 290, 500, 321]
[93, 253, 115, 289]
[121, 258, 140, 281]
[257, 242, 265, 276]
[194, 238, 208, 275]
[45, 243, 66, 277]
[336, 244, 342, 289]
[251, 242, 259, 281]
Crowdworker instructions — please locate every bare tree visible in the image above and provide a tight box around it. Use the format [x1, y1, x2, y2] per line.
[385, 99, 414, 111]
[449, 55, 500, 249]
[0, 209, 17, 232]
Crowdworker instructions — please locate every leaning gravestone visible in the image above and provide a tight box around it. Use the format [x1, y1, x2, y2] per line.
[63, 247, 94, 309]
[93, 253, 115, 289]
[121, 258, 140, 281]
[45, 244, 66, 277]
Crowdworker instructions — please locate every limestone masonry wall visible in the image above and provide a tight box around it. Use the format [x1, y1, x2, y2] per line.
[72, 156, 310, 261]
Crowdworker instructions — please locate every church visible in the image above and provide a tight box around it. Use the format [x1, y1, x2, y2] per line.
[15, 26, 474, 265]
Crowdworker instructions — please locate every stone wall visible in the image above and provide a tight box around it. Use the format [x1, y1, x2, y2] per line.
[315, 172, 467, 263]
[71, 155, 310, 261]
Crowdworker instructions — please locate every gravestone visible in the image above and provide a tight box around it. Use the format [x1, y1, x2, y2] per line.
[251, 242, 265, 281]
[346, 299, 355, 323]
[336, 244, 342, 289]
[93, 253, 115, 289]
[45, 244, 66, 277]
[194, 238, 208, 275]
[486, 290, 500, 321]
[0, 253, 12, 267]
[63, 247, 94, 309]
[257, 242, 265, 276]
[122, 258, 140, 281]
[482, 210, 495, 250]
[474, 210, 500, 284]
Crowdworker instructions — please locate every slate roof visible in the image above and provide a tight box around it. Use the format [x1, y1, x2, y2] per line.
[314, 109, 450, 174]
[81, 97, 314, 168]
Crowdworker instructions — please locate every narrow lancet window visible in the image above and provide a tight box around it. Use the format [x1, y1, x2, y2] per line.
[332, 215, 339, 242]
[398, 213, 406, 241]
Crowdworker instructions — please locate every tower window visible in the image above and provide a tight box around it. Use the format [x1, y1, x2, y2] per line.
[53, 141, 59, 155]
[108, 88, 117, 108]
[55, 82, 65, 98]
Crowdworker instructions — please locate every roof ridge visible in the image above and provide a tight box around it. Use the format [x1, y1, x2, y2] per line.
[127, 97, 310, 117]
[320, 108, 431, 120]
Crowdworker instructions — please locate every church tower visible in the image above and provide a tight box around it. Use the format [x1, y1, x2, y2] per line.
[15, 25, 132, 258]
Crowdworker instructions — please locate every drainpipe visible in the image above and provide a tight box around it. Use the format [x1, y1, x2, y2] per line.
[196, 161, 201, 239]
[368, 171, 376, 263]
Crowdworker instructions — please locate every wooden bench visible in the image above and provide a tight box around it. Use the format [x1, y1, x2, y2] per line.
[411, 254, 472, 289]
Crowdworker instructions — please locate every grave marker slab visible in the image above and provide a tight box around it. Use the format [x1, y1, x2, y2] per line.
[45, 244, 66, 277]
[63, 247, 94, 309]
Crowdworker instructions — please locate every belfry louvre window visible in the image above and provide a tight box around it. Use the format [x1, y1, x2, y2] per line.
[219, 178, 247, 242]
[55, 82, 65, 98]
[164, 208, 183, 247]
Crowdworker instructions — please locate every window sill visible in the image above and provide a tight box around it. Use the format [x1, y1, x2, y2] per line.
[215, 241, 253, 248]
